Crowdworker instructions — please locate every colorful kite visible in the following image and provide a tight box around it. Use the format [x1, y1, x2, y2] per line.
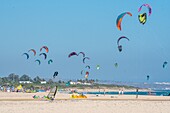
[40, 46, 49, 53]
[68, 52, 78, 58]
[138, 4, 152, 16]
[138, 13, 147, 25]
[116, 12, 132, 31]
[28, 49, 36, 56]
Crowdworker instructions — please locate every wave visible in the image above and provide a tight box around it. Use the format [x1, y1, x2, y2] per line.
[154, 82, 170, 85]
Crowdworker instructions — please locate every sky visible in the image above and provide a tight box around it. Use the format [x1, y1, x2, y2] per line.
[0, 0, 170, 82]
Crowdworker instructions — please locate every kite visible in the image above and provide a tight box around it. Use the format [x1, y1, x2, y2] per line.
[83, 57, 90, 63]
[28, 49, 36, 56]
[85, 71, 89, 79]
[81, 70, 84, 75]
[147, 75, 149, 81]
[78, 52, 85, 57]
[117, 36, 129, 52]
[68, 52, 78, 58]
[114, 63, 118, 68]
[48, 59, 53, 64]
[163, 61, 168, 68]
[35, 59, 41, 65]
[138, 4, 152, 16]
[53, 71, 58, 78]
[116, 12, 132, 31]
[39, 53, 47, 59]
[22, 53, 29, 59]
[96, 65, 100, 70]
[138, 13, 147, 25]
[40, 46, 49, 53]
[85, 65, 90, 69]
[86, 71, 89, 75]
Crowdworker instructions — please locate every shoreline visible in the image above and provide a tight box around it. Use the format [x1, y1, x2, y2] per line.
[0, 91, 170, 100]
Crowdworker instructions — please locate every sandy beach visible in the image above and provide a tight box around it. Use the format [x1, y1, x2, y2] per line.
[0, 91, 170, 113]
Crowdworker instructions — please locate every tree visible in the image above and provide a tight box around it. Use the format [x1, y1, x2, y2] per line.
[96, 79, 99, 83]
[33, 76, 42, 83]
[2, 77, 9, 83]
[47, 79, 53, 84]
[0, 77, 3, 84]
[58, 80, 62, 84]
[42, 78, 45, 81]
[8, 73, 19, 83]
[77, 79, 83, 82]
[20, 74, 31, 81]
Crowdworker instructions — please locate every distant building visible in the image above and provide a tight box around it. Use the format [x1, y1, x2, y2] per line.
[83, 82, 91, 85]
[40, 81, 47, 84]
[70, 81, 76, 85]
[19, 81, 32, 84]
[77, 82, 82, 85]
[69, 81, 91, 85]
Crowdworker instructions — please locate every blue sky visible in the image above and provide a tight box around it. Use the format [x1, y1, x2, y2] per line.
[0, 0, 169, 82]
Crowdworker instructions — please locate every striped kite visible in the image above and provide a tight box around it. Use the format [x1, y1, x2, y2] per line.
[138, 4, 152, 16]
[116, 12, 132, 31]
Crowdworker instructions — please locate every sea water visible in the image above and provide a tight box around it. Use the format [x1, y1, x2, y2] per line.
[86, 90, 170, 96]
[90, 81, 170, 96]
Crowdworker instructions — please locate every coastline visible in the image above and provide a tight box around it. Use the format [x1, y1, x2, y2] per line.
[0, 89, 169, 100]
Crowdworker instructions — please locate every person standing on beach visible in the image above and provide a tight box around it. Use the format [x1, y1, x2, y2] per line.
[104, 89, 106, 96]
[118, 89, 121, 95]
[121, 88, 124, 95]
[136, 88, 139, 98]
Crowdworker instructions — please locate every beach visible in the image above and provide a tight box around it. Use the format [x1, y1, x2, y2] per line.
[0, 91, 170, 113]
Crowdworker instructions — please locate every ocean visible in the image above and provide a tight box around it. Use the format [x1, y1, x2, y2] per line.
[98, 81, 170, 90]
[89, 81, 170, 96]
[86, 90, 170, 96]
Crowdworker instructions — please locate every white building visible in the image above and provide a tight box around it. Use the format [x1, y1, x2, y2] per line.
[70, 81, 76, 85]
[69, 81, 92, 85]
[40, 81, 47, 84]
[19, 81, 33, 84]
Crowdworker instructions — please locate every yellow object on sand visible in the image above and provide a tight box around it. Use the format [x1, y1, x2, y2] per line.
[17, 85, 22, 90]
[71, 94, 87, 99]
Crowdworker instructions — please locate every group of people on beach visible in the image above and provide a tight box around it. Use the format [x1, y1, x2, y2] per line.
[0, 85, 15, 92]
[118, 88, 124, 95]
